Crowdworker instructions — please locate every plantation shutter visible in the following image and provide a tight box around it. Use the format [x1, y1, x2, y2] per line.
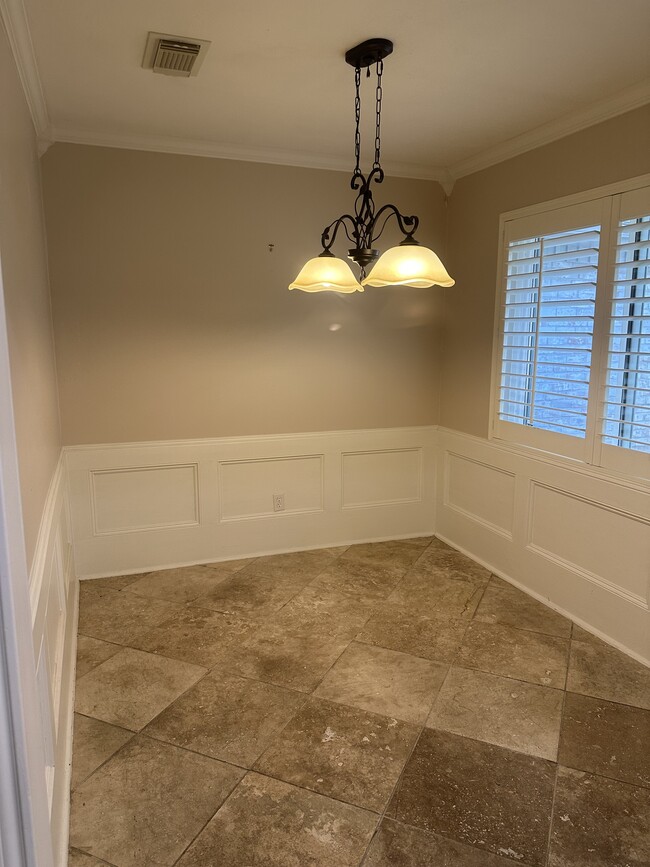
[601, 187, 650, 462]
[499, 225, 599, 438]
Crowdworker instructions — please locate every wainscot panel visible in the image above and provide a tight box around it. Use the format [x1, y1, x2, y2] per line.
[66, 427, 437, 578]
[29, 453, 77, 866]
[435, 427, 650, 665]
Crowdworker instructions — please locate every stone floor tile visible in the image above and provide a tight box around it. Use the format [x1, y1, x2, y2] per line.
[255, 697, 419, 812]
[244, 549, 336, 581]
[193, 567, 314, 620]
[456, 621, 569, 688]
[549, 766, 650, 867]
[412, 544, 491, 585]
[356, 607, 468, 663]
[281, 586, 378, 637]
[71, 714, 133, 788]
[175, 772, 378, 867]
[79, 573, 147, 593]
[474, 578, 571, 638]
[567, 635, 650, 709]
[387, 571, 484, 620]
[70, 735, 243, 867]
[340, 540, 426, 570]
[216, 611, 351, 692]
[75, 635, 121, 679]
[127, 564, 234, 604]
[131, 605, 256, 668]
[309, 559, 407, 602]
[363, 818, 523, 866]
[558, 692, 650, 787]
[68, 849, 114, 867]
[318, 545, 349, 557]
[427, 666, 563, 760]
[314, 642, 447, 724]
[75, 647, 206, 730]
[144, 669, 305, 766]
[78, 587, 181, 646]
[387, 729, 555, 866]
[200, 556, 256, 572]
[570, 623, 600, 644]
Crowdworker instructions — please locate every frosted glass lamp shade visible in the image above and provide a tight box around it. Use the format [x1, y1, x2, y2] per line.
[289, 255, 363, 293]
[361, 244, 455, 288]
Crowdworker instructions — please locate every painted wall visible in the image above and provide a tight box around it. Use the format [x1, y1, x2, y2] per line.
[41, 144, 448, 445]
[441, 105, 650, 438]
[0, 21, 61, 568]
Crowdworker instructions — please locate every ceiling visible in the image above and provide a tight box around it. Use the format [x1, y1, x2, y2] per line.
[9, 0, 650, 181]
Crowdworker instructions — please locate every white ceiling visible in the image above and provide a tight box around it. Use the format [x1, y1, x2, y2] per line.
[10, 0, 650, 179]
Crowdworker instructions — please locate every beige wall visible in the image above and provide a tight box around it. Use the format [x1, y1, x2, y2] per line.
[42, 144, 448, 445]
[441, 105, 650, 437]
[0, 23, 61, 567]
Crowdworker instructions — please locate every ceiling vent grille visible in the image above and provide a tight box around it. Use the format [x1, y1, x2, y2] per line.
[154, 40, 200, 76]
[142, 32, 211, 78]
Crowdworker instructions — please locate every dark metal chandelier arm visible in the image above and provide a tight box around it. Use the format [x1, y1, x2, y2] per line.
[320, 214, 359, 253]
[368, 203, 420, 246]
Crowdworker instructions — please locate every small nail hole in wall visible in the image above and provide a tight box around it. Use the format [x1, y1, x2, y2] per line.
[268, 243, 275, 253]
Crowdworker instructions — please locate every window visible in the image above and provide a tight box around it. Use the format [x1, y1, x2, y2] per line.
[492, 178, 650, 479]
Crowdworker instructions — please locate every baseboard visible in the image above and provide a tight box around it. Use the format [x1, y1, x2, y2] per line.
[79, 531, 435, 581]
[50, 580, 78, 867]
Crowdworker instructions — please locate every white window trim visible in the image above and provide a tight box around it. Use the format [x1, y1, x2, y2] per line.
[489, 172, 650, 484]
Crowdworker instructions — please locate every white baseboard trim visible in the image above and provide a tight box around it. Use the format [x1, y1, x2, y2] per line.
[51, 581, 77, 867]
[79, 530, 435, 582]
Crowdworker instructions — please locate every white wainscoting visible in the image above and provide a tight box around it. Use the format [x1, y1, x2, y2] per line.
[29, 453, 77, 867]
[435, 427, 650, 665]
[66, 427, 438, 578]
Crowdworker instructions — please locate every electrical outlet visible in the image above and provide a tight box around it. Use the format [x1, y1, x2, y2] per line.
[273, 493, 285, 512]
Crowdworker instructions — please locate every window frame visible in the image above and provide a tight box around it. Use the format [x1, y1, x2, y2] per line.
[489, 173, 650, 482]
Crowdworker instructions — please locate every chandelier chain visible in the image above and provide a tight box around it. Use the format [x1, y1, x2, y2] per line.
[354, 66, 361, 178]
[373, 59, 383, 170]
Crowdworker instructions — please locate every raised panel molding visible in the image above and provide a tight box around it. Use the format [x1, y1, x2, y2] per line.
[443, 452, 515, 539]
[219, 455, 323, 520]
[91, 464, 199, 534]
[527, 482, 650, 608]
[342, 448, 423, 509]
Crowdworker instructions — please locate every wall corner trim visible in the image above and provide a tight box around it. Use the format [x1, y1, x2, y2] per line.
[0, 0, 50, 136]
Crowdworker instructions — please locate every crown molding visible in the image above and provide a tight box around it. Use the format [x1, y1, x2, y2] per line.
[46, 125, 451, 183]
[0, 0, 49, 135]
[450, 79, 650, 180]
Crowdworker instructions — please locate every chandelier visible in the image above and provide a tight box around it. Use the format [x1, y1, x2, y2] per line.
[289, 38, 454, 294]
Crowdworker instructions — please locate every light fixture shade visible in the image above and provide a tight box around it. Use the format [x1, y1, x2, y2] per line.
[361, 244, 455, 288]
[289, 256, 363, 293]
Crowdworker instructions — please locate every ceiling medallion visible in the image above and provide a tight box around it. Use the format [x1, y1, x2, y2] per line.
[289, 38, 454, 294]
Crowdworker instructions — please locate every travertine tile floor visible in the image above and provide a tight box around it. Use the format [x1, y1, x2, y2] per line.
[69, 538, 650, 867]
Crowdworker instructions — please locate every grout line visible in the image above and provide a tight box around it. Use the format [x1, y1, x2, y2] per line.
[544, 689, 566, 867]
[69, 847, 118, 866]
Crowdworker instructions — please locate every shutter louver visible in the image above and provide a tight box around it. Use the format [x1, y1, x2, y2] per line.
[602, 215, 650, 454]
[499, 225, 600, 438]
